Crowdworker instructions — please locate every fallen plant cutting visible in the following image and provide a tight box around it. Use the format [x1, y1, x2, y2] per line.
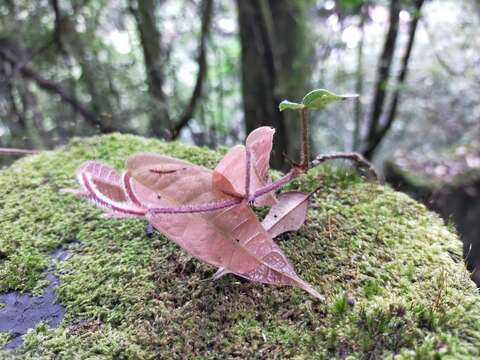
[63, 89, 376, 300]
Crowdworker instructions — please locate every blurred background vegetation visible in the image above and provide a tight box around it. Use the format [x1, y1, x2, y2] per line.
[1, 0, 480, 279]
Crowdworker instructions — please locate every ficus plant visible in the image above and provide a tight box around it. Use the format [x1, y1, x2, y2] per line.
[63, 89, 376, 300]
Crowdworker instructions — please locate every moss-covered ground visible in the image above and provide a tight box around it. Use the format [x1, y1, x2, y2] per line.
[1, 134, 479, 359]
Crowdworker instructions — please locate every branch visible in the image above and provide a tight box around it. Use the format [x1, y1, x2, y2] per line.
[170, 0, 214, 139]
[311, 152, 378, 181]
[0, 47, 115, 133]
[353, 6, 366, 151]
[420, 18, 461, 77]
[0, 148, 40, 155]
[49, 0, 67, 55]
[362, 0, 400, 158]
[362, 0, 424, 159]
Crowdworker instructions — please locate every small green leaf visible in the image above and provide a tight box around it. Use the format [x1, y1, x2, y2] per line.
[279, 100, 305, 111]
[302, 89, 358, 110]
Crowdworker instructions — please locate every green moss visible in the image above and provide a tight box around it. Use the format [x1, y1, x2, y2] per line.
[0, 248, 49, 294]
[0, 333, 9, 348]
[0, 133, 479, 359]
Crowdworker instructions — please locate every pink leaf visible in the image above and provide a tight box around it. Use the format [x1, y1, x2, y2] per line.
[213, 127, 276, 206]
[127, 153, 322, 300]
[64, 161, 146, 218]
[261, 191, 310, 238]
[245, 126, 275, 180]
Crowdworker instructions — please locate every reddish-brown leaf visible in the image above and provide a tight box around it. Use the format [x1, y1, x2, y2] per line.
[126, 153, 322, 299]
[261, 191, 309, 238]
[62, 161, 146, 218]
[213, 127, 276, 206]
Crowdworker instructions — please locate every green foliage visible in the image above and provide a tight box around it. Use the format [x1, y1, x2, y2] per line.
[331, 294, 350, 317]
[279, 89, 358, 112]
[302, 89, 358, 110]
[0, 248, 49, 294]
[337, 0, 366, 13]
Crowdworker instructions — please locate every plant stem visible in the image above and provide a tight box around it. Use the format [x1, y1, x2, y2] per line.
[300, 108, 310, 169]
[245, 148, 251, 199]
[148, 198, 242, 215]
[253, 171, 296, 198]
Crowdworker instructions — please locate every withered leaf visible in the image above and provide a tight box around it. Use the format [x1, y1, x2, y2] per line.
[261, 191, 310, 238]
[126, 153, 322, 299]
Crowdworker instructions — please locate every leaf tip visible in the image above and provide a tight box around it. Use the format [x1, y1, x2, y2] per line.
[279, 100, 305, 112]
[302, 89, 358, 110]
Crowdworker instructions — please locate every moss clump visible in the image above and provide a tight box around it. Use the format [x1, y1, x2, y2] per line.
[0, 133, 479, 359]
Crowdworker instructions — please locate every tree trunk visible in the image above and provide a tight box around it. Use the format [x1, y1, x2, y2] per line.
[170, 0, 213, 139]
[131, 0, 212, 139]
[237, 0, 312, 169]
[131, 0, 171, 138]
[269, 0, 313, 164]
[47, 1, 119, 133]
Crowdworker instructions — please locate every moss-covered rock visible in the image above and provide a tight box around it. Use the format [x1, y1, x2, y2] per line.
[1, 134, 479, 359]
[385, 158, 480, 285]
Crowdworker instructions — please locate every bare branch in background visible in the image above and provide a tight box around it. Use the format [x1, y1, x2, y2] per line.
[132, 0, 213, 139]
[362, 0, 401, 159]
[170, 0, 214, 139]
[420, 18, 462, 77]
[0, 46, 115, 133]
[130, 0, 171, 137]
[312, 152, 378, 181]
[0, 148, 40, 155]
[49, 0, 67, 55]
[362, 0, 425, 159]
[352, 4, 366, 152]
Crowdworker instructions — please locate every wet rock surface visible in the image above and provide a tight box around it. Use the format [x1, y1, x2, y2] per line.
[0, 247, 69, 349]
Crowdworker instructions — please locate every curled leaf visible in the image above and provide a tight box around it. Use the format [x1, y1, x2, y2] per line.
[64, 161, 146, 218]
[213, 127, 276, 206]
[262, 191, 309, 238]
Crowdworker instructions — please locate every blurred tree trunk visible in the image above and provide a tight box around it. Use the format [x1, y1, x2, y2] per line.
[269, 0, 313, 164]
[0, 45, 115, 133]
[362, 0, 424, 159]
[171, 0, 213, 139]
[131, 0, 212, 139]
[353, 5, 366, 151]
[237, 0, 313, 169]
[130, 0, 171, 138]
[49, 0, 118, 133]
[362, 0, 400, 159]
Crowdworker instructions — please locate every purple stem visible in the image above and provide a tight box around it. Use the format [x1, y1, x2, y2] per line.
[145, 158, 300, 215]
[148, 198, 242, 215]
[245, 148, 251, 199]
[253, 171, 296, 198]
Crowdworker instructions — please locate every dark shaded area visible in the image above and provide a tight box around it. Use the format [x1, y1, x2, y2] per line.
[0, 247, 70, 350]
[385, 161, 480, 284]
